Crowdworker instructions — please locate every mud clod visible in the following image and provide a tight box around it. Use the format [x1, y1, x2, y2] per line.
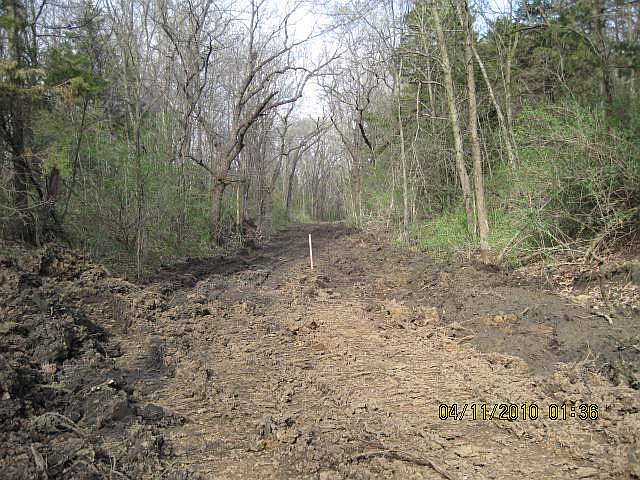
[140, 403, 164, 422]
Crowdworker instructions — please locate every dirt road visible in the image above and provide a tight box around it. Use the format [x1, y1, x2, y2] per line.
[2, 224, 639, 479]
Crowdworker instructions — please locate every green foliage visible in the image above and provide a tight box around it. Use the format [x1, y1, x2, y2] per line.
[0, 59, 47, 97]
[514, 103, 639, 244]
[413, 208, 471, 261]
[288, 203, 313, 224]
[399, 103, 639, 263]
[47, 46, 102, 96]
[0, 13, 17, 29]
[33, 103, 83, 175]
[272, 199, 291, 231]
[363, 160, 398, 216]
[43, 141, 72, 176]
[55, 110, 215, 274]
[3, 0, 637, 273]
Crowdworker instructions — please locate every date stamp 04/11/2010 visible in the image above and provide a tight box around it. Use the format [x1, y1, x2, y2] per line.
[438, 403, 599, 421]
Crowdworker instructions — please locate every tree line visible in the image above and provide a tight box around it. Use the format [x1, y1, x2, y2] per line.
[0, 0, 339, 276]
[310, 0, 639, 264]
[1, 0, 638, 274]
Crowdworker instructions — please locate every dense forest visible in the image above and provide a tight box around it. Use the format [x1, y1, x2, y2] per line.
[1, 0, 638, 276]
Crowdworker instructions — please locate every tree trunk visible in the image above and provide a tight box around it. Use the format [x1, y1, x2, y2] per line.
[285, 153, 300, 217]
[236, 182, 241, 230]
[505, 33, 517, 134]
[242, 178, 250, 224]
[12, 155, 31, 239]
[210, 138, 241, 245]
[472, 45, 517, 168]
[259, 157, 282, 237]
[432, 1, 475, 234]
[261, 187, 273, 238]
[6, 0, 35, 241]
[461, 0, 490, 263]
[593, 0, 614, 112]
[395, 64, 410, 233]
[177, 121, 192, 248]
[211, 179, 226, 244]
[133, 105, 145, 279]
[348, 150, 363, 228]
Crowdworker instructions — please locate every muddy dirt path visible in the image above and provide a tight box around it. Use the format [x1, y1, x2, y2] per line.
[2, 224, 639, 479]
[111, 224, 638, 479]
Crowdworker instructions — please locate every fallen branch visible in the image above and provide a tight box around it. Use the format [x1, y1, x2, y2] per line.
[33, 412, 87, 438]
[495, 232, 531, 266]
[591, 310, 614, 325]
[30, 444, 47, 474]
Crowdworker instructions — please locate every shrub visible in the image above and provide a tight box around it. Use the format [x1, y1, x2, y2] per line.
[513, 103, 640, 256]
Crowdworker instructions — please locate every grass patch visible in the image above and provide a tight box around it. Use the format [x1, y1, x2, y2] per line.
[413, 208, 471, 261]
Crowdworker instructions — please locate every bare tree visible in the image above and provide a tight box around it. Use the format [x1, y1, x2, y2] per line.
[204, 0, 336, 243]
[283, 117, 327, 217]
[458, 0, 490, 262]
[106, 0, 166, 276]
[431, 0, 475, 234]
[156, 0, 224, 246]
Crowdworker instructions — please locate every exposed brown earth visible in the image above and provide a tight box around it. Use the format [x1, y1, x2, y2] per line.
[1, 223, 639, 479]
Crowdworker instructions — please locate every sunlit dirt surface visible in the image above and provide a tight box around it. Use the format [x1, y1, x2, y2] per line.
[2, 224, 639, 479]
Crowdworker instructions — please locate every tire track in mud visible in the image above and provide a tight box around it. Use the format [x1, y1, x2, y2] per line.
[115, 224, 639, 479]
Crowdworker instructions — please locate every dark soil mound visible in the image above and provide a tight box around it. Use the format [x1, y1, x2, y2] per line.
[0, 245, 168, 479]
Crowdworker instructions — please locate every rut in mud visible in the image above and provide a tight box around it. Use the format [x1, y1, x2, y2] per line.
[2, 223, 640, 479]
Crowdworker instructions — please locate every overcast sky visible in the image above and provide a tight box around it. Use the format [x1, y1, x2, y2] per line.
[270, 0, 514, 116]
